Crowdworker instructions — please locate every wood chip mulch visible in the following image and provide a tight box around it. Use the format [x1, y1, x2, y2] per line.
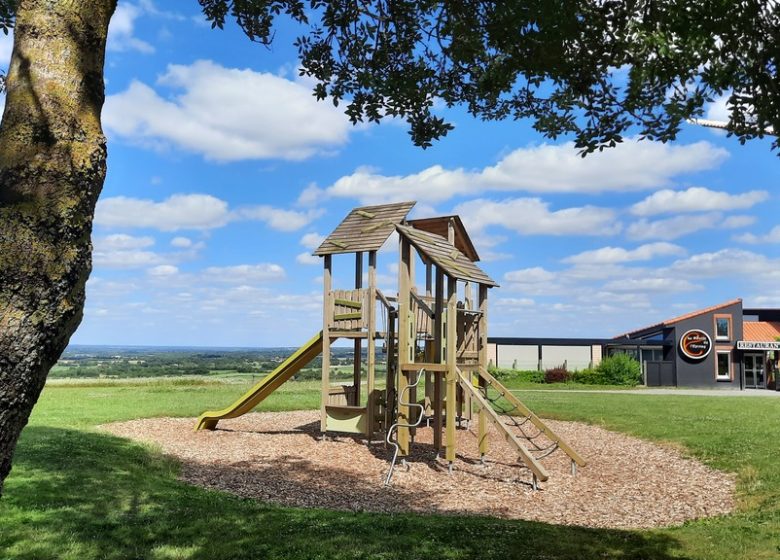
[100, 411, 735, 529]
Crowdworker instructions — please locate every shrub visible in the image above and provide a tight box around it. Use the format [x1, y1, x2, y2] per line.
[490, 368, 545, 383]
[596, 353, 642, 386]
[570, 368, 608, 385]
[544, 366, 570, 384]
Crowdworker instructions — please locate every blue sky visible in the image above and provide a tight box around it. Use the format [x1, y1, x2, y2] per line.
[4, 1, 779, 347]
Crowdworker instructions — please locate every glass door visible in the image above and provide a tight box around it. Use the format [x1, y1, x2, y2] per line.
[744, 354, 766, 389]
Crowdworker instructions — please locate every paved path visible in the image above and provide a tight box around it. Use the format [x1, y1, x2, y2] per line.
[510, 387, 780, 398]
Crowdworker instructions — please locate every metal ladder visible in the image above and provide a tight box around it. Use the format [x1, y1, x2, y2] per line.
[384, 368, 426, 486]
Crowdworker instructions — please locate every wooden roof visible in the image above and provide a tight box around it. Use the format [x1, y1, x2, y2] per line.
[396, 224, 498, 287]
[406, 216, 480, 262]
[314, 201, 415, 256]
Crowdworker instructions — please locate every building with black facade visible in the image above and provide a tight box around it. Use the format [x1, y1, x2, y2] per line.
[488, 299, 780, 390]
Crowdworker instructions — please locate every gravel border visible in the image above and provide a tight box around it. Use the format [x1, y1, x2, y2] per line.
[101, 411, 735, 529]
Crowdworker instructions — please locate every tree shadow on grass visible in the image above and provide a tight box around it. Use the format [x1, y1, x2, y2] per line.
[0, 426, 691, 560]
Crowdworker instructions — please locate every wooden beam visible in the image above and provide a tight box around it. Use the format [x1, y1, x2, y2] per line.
[397, 236, 412, 456]
[446, 274, 457, 464]
[321, 254, 332, 432]
[353, 252, 363, 406]
[366, 251, 377, 437]
[433, 266, 444, 452]
[424, 262, 433, 413]
[478, 284, 489, 458]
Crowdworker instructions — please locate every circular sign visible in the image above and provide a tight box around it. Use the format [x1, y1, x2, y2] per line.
[679, 329, 712, 360]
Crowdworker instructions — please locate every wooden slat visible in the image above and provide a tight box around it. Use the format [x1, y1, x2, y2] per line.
[334, 311, 362, 321]
[397, 224, 498, 287]
[334, 298, 362, 309]
[315, 201, 415, 255]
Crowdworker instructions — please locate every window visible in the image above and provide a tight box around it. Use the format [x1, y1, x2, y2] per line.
[716, 351, 731, 381]
[714, 315, 731, 341]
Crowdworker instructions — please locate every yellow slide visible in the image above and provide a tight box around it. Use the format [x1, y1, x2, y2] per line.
[195, 331, 324, 431]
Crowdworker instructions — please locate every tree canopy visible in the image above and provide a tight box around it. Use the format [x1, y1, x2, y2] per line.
[196, 0, 779, 152]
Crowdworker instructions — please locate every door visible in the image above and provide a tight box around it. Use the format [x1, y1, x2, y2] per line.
[744, 353, 766, 389]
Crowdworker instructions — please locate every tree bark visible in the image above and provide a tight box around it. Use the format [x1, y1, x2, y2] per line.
[0, 0, 116, 494]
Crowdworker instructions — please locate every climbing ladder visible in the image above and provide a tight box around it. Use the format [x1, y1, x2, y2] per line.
[457, 366, 586, 488]
[385, 368, 426, 485]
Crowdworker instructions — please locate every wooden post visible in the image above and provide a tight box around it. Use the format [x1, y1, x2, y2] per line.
[366, 251, 377, 437]
[478, 284, 489, 458]
[424, 262, 433, 413]
[397, 236, 412, 456]
[433, 266, 444, 453]
[446, 275, 458, 466]
[321, 254, 332, 432]
[353, 251, 363, 406]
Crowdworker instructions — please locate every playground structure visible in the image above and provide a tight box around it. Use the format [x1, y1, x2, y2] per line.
[196, 202, 585, 487]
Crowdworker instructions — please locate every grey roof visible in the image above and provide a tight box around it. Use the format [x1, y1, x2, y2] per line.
[396, 224, 498, 287]
[314, 201, 416, 256]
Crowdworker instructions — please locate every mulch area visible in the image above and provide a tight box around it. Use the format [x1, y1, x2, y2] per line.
[101, 411, 735, 529]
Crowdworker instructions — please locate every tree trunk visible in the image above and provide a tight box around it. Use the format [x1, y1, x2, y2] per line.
[0, 0, 116, 494]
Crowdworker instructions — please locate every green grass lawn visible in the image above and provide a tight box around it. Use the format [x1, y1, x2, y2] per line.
[1, 378, 779, 560]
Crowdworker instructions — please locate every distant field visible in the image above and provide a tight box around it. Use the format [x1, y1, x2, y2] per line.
[1, 378, 779, 560]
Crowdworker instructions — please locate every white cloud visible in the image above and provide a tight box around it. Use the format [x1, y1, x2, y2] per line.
[602, 277, 699, 293]
[148, 264, 179, 277]
[669, 249, 780, 280]
[706, 94, 731, 122]
[504, 267, 556, 284]
[322, 138, 728, 204]
[103, 60, 352, 162]
[108, 3, 155, 54]
[94, 233, 155, 251]
[455, 198, 621, 236]
[296, 252, 320, 265]
[170, 236, 193, 248]
[95, 194, 316, 232]
[202, 264, 286, 283]
[563, 242, 686, 265]
[0, 30, 12, 66]
[734, 225, 780, 244]
[92, 233, 164, 268]
[630, 187, 768, 216]
[627, 213, 753, 241]
[299, 232, 326, 250]
[95, 194, 230, 231]
[235, 206, 323, 232]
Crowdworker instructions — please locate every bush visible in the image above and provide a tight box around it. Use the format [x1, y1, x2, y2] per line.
[570, 368, 608, 385]
[490, 368, 545, 383]
[595, 353, 642, 386]
[544, 366, 570, 384]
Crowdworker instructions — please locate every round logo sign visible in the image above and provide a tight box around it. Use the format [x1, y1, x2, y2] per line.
[679, 329, 712, 360]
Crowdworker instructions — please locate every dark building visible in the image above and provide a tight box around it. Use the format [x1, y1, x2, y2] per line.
[489, 299, 780, 390]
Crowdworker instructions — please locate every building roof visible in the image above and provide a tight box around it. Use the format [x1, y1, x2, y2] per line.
[406, 216, 480, 262]
[314, 201, 415, 256]
[396, 223, 498, 287]
[743, 321, 780, 342]
[614, 298, 743, 339]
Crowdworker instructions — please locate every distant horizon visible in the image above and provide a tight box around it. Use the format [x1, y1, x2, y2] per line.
[63, 342, 361, 351]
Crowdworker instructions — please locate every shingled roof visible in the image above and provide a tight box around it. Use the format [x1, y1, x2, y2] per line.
[314, 201, 415, 256]
[396, 224, 498, 287]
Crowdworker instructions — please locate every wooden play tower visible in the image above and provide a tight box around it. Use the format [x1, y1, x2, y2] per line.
[313, 202, 585, 486]
[197, 201, 583, 487]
